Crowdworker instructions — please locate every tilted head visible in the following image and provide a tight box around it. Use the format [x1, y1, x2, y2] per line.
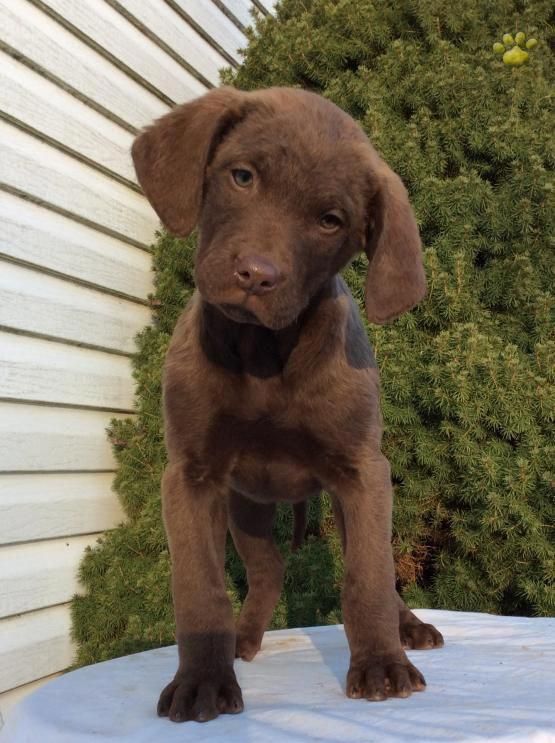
[132, 87, 426, 330]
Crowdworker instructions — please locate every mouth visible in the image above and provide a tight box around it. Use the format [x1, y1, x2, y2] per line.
[217, 303, 262, 325]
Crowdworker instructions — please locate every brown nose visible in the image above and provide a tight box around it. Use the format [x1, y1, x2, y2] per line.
[234, 255, 280, 295]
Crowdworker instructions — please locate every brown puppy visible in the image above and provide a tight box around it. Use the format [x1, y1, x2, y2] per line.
[132, 86, 444, 724]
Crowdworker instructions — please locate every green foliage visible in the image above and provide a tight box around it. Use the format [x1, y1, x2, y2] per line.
[73, 0, 554, 665]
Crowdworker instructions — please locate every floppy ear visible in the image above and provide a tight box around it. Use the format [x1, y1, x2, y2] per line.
[131, 87, 247, 236]
[364, 162, 426, 324]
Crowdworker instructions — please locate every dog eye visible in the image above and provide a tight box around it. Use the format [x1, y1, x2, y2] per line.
[231, 169, 253, 188]
[319, 212, 343, 232]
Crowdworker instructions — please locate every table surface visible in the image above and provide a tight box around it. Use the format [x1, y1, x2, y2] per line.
[2, 609, 554, 743]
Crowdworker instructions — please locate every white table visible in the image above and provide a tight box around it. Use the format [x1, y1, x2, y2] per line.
[2, 610, 554, 742]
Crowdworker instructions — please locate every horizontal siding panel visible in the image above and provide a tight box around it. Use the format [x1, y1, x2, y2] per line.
[222, 0, 255, 28]
[254, 0, 275, 13]
[0, 0, 168, 130]
[0, 332, 134, 411]
[0, 403, 125, 472]
[0, 122, 157, 247]
[42, 0, 206, 103]
[0, 534, 100, 619]
[0, 473, 124, 545]
[0, 192, 154, 301]
[115, 0, 227, 87]
[0, 261, 151, 353]
[0, 605, 73, 694]
[171, 0, 247, 61]
[0, 53, 135, 183]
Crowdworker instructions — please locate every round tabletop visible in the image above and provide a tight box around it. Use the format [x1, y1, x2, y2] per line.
[2, 610, 554, 742]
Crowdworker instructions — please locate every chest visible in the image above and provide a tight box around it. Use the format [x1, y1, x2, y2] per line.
[206, 411, 354, 503]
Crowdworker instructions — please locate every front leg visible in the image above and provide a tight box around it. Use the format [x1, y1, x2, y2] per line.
[332, 495, 444, 652]
[335, 455, 426, 701]
[157, 462, 243, 723]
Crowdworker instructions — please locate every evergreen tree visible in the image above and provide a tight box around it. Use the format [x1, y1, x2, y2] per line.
[72, 0, 554, 665]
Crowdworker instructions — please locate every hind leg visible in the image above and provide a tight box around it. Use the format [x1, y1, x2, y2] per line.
[229, 491, 285, 661]
[397, 594, 444, 649]
[331, 495, 443, 651]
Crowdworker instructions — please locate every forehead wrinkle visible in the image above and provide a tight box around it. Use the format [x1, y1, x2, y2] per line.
[217, 128, 312, 169]
[218, 105, 354, 162]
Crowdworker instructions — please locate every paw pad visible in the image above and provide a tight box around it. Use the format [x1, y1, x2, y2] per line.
[493, 32, 538, 66]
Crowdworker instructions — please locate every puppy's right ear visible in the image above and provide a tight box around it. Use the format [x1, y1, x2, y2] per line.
[132, 87, 246, 236]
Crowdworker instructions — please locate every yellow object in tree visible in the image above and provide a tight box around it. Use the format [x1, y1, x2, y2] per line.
[493, 31, 538, 66]
[503, 46, 529, 66]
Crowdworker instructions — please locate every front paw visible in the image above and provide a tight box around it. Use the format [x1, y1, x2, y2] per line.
[157, 667, 244, 723]
[347, 650, 426, 701]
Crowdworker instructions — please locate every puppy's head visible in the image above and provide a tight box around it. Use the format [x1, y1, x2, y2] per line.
[132, 87, 426, 329]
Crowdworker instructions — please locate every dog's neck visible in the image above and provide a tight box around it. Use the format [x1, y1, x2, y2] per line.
[198, 278, 340, 379]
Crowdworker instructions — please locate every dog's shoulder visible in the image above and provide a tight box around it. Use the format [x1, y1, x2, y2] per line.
[333, 276, 377, 371]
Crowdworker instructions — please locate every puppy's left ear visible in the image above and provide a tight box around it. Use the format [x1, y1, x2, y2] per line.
[364, 162, 426, 324]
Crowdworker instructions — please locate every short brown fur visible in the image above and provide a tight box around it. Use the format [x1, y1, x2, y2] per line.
[132, 86, 443, 724]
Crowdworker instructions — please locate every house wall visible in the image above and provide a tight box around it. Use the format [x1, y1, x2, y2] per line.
[0, 0, 271, 724]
